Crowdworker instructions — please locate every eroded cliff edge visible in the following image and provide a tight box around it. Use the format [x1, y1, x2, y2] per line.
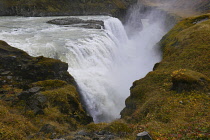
[121, 14, 210, 139]
[0, 40, 92, 139]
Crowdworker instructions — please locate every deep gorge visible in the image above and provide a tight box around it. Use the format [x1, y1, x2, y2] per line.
[0, 0, 209, 139]
[0, 5, 167, 123]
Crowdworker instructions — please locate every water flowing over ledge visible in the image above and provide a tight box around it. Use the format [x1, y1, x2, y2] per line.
[0, 11, 166, 122]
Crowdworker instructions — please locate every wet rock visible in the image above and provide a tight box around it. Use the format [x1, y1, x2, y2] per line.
[47, 18, 104, 29]
[47, 17, 83, 25]
[136, 131, 152, 140]
[73, 23, 103, 29]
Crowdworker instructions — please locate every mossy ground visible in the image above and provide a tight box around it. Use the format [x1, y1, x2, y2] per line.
[0, 79, 91, 139]
[121, 14, 210, 139]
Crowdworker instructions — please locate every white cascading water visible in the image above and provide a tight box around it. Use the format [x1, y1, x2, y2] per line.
[68, 17, 130, 122]
[0, 8, 166, 122]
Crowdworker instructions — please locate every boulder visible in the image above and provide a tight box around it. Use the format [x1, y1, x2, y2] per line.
[136, 131, 152, 140]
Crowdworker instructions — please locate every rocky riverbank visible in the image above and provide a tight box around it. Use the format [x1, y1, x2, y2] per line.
[0, 40, 93, 139]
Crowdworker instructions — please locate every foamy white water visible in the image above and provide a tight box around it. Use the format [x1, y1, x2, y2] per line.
[0, 14, 165, 122]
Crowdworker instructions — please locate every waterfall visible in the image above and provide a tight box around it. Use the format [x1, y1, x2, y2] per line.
[71, 17, 130, 122]
[0, 10, 166, 122]
[104, 17, 128, 45]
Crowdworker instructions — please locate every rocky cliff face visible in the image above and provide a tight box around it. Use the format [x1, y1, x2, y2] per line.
[0, 40, 92, 139]
[0, 40, 76, 88]
[0, 0, 136, 18]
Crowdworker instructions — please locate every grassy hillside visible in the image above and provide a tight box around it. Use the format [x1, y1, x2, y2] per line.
[0, 0, 136, 18]
[121, 14, 210, 139]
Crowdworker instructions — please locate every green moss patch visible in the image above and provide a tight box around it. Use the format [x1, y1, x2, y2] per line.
[32, 80, 67, 90]
[171, 69, 210, 92]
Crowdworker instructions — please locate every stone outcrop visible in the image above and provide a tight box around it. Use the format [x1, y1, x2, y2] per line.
[0, 40, 76, 88]
[0, 40, 92, 139]
[47, 18, 104, 29]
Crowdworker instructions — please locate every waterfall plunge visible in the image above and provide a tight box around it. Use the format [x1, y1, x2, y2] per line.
[74, 15, 165, 122]
[0, 9, 166, 122]
[69, 17, 131, 122]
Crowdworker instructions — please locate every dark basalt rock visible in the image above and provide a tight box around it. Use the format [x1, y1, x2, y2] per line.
[0, 40, 76, 88]
[0, 39, 93, 125]
[47, 18, 104, 29]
